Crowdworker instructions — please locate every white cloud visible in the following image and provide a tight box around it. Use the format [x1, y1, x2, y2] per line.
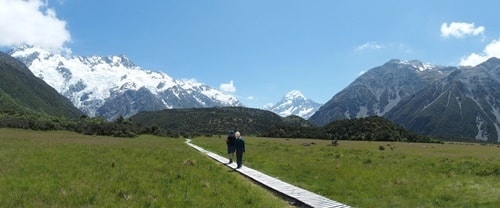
[219, 80, 236, 93]
[459, 39, 500, 66]
[355, 41, 384, 52]
[0, 0, 71, 51]
[441, 22, 485, 38]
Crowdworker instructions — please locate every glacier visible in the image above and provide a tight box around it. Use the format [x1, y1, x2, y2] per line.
[9, 46, 241, 119]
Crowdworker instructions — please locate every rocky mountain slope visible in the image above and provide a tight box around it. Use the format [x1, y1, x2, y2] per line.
[309, 59, 455, 125]
[387, 58, 500, 142]
[309, 59, 499, 142]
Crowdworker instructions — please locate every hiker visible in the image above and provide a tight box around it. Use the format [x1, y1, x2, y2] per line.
[234, 131, 245, 169]
[226, 130, 236, 164]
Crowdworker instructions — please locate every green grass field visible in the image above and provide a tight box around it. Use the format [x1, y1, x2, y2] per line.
[192, 136, 500, 208]
[0, 129, 290, 207]
[1, 128, 498, 208]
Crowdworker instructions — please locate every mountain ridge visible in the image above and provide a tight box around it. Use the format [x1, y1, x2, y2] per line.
[387, 57, 500, 142]
[309, 59, 455, 125]
[9, 46, 242, 120]
[310, 58, 500, 142]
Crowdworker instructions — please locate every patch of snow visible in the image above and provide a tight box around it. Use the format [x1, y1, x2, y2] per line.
[285, 90, 306, 100]
[162, 99, 173, 109]
[418, 63, 435, 71]
[400, 60, 436, 71]
[297, 107, 315, 118]
[193, 95, 205, 106]
[279, 106, 297, 117]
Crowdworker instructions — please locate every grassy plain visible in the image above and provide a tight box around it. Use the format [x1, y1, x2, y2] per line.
[0, 128, 290, 207]
[193, 136, 500, 208]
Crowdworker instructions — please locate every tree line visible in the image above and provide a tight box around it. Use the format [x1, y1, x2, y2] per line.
[0, 112, 147, 137]
[261, 116, 437, 143]
[1, 109, 437, 143]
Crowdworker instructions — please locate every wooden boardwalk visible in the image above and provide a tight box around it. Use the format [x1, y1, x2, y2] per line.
[186, 139, 351, 208]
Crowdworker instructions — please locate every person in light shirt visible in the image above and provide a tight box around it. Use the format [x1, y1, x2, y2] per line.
[234, 131, 245, 169]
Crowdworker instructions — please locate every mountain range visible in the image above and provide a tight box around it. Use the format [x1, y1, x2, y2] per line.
[9, 46, 242, 120]
[263, 90, 321, 119]
[5, 46, 500, 142]
[309, 59, 500, 142]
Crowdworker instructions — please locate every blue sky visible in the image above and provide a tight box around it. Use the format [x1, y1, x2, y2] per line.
[1, 0, 500, 108]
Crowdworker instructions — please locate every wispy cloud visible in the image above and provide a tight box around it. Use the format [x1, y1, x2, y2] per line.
[460, 39, 500, 66]
[440, 22, 485, 38]
[0, 0, 70, 51]
[355, 41, 384, 52]
[219, 80, 236, 93]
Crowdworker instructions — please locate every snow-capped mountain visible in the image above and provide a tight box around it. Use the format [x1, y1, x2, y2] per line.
[264, 90, 322, 119]
[9, 46, 242, 120]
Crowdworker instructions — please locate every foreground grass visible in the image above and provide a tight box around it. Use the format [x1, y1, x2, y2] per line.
[193, 136, 500, 208]
[0, 129, 290, 207]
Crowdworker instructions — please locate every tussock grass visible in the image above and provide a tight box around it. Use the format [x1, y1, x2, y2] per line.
[0, 128, 290, 207]
[193, 136, 500, 208]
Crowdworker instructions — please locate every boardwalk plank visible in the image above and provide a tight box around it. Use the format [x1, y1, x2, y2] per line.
[186, 139, 351, 208]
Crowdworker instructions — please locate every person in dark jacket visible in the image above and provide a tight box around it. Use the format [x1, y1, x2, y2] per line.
[226, 131, 236, 164]
[234, 131, 245, 169]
